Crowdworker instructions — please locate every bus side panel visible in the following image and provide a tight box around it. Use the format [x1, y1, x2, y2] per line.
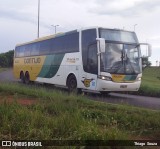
[35, 53, 81, 87]
[13, 56, 46, 81]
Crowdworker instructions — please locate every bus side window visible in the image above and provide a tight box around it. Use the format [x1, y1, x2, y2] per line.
[24, 45, 31, 57]
[51, 32, 79, 54]
[17, 46, 25, 57]
[31, 43, 40, 56]
[87, 44, 98, 74]
[15, 47, 20, 57]
[39, 40, 51, 55]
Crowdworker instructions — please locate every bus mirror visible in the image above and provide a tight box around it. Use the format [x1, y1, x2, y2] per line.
[140, 43, 152, 58]
[96, 38, 105, 53]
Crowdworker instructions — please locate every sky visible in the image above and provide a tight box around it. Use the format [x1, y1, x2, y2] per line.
[0, 0, 160, 65]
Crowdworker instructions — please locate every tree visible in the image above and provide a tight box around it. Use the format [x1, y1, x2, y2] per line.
[5, 50, 14, 67]
[0, 54, 8, 67]
[0, 50, 14, 67]
[142, 57, 152, 68]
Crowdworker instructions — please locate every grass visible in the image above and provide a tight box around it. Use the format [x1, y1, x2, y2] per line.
[138, 67, 160, 96]
[0, 67, 159, 148]
[0, 83, 160, 147]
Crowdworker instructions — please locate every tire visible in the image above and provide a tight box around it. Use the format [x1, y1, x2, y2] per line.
[24, 72, 30, 84]
[20, 72, 25, 83]
[67, 75, 77, 93]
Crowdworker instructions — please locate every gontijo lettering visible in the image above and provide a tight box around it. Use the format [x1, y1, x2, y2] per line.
[24, 57, 41, 64]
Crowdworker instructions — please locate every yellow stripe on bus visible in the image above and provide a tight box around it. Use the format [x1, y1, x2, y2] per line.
[14, 56, 46, 81]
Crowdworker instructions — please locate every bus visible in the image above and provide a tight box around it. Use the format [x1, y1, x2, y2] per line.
[14, 27, 151, 94]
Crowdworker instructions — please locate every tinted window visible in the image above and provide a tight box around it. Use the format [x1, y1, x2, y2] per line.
[30, 43, 40, 56]
[82, 29, 97, 72]
[100, 29, 138, 43]
[24, 45, 31, 57]
[39, 40, 51, 55]
[15, 31, 79, 57]
[51, 32, 79, 53]
[15, 46, 25, 57]
[87, 44, 98, 74]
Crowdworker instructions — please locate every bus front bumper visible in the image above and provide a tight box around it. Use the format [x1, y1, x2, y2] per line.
[97, 79, 141, 92]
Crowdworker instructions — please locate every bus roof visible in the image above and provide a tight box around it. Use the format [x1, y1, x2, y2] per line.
[16, 27, 134, 47]
[16, 32, 64, 47]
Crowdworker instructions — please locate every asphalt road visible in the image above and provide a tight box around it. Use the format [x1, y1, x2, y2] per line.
[0, 68, 19, 82]
[89, 93, 160, 110]
[0, 69, 160, 110]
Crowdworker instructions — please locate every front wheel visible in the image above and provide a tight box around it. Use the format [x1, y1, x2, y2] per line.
[67, 75, 77, 93]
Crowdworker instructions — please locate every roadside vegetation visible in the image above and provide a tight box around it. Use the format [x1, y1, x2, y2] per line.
[138, 67, 160, 97]
[0, 83, 160, 148]
[0, 50, 14, 67]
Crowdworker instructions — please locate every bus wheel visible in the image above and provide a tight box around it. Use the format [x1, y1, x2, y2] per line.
[25, 72, 30, 84]
[67, 75, 77, 93]
[20, 72, 25, 83]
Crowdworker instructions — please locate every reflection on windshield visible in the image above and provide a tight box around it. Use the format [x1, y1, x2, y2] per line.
[101, 43, 142, 74]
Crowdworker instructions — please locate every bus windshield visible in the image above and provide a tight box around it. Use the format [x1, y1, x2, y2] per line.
[100, 43, 142, 74]
[100, 29, 138, 43]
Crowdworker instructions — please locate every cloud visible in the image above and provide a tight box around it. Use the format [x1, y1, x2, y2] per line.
[0, 8, 36, 24]
[88, 0, 160, 17]
[149, 36, 160, 40]
[0, 7, 50, 29]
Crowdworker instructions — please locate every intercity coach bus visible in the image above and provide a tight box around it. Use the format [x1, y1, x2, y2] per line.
[14, 27, 151, 94]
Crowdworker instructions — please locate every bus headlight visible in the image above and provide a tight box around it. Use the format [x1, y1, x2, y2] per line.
[136, 77, 141, 81]
[98, 75, 112, 81]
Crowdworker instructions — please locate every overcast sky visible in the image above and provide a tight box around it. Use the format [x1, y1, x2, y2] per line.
[0, 0, 160, 65]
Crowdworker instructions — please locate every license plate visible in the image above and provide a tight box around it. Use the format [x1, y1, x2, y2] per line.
[120, 85, 127, 88]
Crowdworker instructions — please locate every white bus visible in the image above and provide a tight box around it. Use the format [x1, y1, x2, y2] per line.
[14, 27, 151, 94]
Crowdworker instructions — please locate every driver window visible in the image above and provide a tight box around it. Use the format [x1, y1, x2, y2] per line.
[87, 44, 98, 74]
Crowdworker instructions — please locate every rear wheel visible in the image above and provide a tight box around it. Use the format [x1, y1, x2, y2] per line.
[24, 72, 30, 84]
[67, 75, 77, 93]
[20, 72, 25, 83]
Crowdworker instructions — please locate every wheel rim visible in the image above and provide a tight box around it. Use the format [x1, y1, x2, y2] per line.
[20, 73, 25, 83]
[70, 79, 76, 90]
[25, 73, 30, 84]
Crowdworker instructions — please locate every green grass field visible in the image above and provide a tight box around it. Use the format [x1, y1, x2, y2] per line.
[0, 67, 159, 148]
[139, 67, 160, 96]
[0, 83, 160, 148]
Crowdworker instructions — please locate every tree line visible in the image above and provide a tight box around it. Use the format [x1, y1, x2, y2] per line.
[0, 50, 14, 67]
[142, 57, 152, 68]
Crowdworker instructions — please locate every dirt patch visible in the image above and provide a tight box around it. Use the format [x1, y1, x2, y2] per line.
[0, 95, 38, 106]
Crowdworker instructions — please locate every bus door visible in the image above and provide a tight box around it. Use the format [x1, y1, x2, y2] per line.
[81, 43, 98, 90]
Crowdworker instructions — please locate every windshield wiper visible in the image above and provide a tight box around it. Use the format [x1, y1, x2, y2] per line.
[121, 51, 125, 64]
